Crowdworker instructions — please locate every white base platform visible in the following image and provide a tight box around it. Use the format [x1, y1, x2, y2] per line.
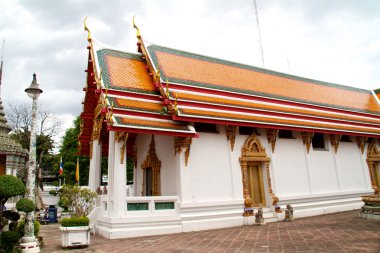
[92, 192, 369, 239]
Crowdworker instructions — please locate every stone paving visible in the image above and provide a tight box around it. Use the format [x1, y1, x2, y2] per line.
[39, 210, 380, 253]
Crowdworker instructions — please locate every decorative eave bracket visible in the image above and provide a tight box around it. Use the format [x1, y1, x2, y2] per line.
[357, 136, 368, 154]
[174, 137, 192, 166]
[266, 129, 278, 153]
[115, 132, 128, 164]
[225, 125, 238, 151]
[301, 132, 314, 154]
[330, 134, 342, 153]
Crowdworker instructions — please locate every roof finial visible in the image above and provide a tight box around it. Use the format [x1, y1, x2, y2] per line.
[84, 16, 92, 42]
[132, 15, 141, 39]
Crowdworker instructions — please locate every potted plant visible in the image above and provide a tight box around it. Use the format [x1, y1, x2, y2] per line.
[59, 185, 96, 248]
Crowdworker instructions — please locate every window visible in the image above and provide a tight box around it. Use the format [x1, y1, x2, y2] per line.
[194, 122, 219, 133]
[239, 126, 259, 135]
[278, 130, 293, 139]
[312, 133, 326, 149]
[340, 135, 351, 142]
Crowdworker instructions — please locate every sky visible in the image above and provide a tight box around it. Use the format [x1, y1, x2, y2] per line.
[1, 0, 380, 147]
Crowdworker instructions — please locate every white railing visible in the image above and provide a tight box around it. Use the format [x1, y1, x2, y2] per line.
[100, 196, 179, 217]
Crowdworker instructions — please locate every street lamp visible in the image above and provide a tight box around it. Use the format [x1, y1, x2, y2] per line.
[21, 73, 42, 252]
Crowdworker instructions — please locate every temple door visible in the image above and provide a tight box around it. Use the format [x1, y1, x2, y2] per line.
[144, 167, 153, 196]
[0, 165, 4, 176]
[247, 162, 266, 207]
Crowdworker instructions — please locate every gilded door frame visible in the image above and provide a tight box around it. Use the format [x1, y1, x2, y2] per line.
[239, 134, 278, 215]
[367, 142, 380, 193]
[141, 135, 161, 196]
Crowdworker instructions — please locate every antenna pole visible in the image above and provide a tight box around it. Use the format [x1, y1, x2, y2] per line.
[253, 0, 265, 67]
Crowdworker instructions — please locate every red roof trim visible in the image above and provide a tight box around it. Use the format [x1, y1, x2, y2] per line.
[169, 83, 380, 120]
[108, 126, 199, 138]
[172, 115, 380, 138]
[177, 102, 380, 129]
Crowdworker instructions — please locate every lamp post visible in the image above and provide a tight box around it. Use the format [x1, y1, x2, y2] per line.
[21, 73, 42, 253]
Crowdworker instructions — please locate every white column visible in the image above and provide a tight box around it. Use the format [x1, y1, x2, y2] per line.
[111, 135, 127, 217]
[107, 132, 115, 216]
[88, 139, 102, 192]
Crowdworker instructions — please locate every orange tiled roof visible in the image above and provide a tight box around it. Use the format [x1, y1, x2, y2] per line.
[97, 49, 156, 94]
[87, 45, 380, 137]
[147, 45, 380, 115]
[93, 48, 196, 136]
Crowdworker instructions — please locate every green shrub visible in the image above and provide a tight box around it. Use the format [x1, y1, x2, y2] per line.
[0, 175, 25, 233]
[59, 185, 97, 217]
[61, 217, 89, 227]
[16, 198, 36, 213]
[16, 220, 40, 237]
[0, 175, 25, 198]
[49, 189, 57, 196]
[1, 230, 21, 252]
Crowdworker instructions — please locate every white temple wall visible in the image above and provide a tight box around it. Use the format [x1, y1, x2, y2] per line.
[334, 141, 369, 191]
[155, 135, 178, 196]
[307, 140, 339, 194]
[135, 134, 186, 197]
[270, 134, 310, 198]
[185, 129, 234, 202]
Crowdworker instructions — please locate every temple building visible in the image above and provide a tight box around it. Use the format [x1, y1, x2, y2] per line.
[80, 21, 380, 239]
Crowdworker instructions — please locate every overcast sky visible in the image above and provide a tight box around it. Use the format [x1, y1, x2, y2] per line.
[1, 0, 380, 146]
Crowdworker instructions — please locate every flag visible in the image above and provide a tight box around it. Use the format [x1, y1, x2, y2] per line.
[59, 158, 63, 176]
[75, 157, 80, 185]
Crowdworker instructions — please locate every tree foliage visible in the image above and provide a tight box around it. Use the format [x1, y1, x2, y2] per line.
[16, 198, 35, 213]
[59, 116, 90, 185]
[59, 185, 96, 217]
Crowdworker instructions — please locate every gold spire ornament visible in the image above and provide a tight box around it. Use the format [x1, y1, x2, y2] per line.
[132, 15, 141, 39]
[83, 16, 92, 42]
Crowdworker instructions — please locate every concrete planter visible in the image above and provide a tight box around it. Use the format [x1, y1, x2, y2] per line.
[60, 226, 91, 248]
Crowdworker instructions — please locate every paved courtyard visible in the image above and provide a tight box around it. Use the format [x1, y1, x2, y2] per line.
[39, 210, 380, 253]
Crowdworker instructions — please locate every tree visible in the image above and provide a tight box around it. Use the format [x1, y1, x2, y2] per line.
[6, 102, 61, 175]
[59, 117, 90, 186]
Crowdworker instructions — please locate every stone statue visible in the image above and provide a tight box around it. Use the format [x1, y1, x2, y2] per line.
[284, 204, 294, 222]
[255, 207, 265, 225]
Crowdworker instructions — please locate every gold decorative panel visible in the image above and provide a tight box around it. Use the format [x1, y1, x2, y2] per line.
[239, 134, 278, 216]
[141, 135, 161, 196]
[366, 142, 380, 193]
